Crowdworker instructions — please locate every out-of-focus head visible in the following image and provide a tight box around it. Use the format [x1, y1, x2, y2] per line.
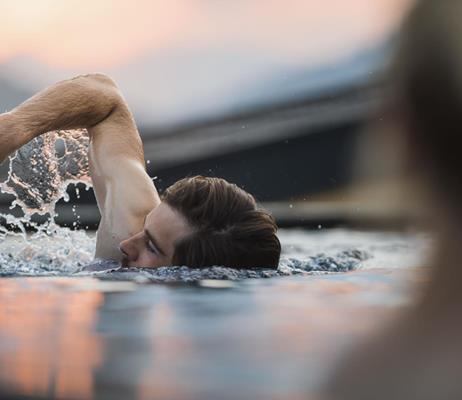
[120, 176, 281, 268]
[392, 0, 462, 215]
[325, 4, 462, 399]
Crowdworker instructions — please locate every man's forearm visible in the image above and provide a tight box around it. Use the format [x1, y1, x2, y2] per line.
[5, 73, 121, 151]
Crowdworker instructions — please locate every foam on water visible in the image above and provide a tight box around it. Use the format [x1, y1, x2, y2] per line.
[0, 129, 428, 281]
[80, 248, 369, 283]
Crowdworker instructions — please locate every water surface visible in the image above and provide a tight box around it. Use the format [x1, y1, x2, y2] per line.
[0, 131, 430, 399]
[0, 229, 429, 400]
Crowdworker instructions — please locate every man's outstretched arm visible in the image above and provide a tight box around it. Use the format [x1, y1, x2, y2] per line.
[0, 73, 160, 260]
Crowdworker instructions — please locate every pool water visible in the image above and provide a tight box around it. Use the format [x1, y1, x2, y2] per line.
[0, 131, 431, 398]
[0, 229, 430, 400]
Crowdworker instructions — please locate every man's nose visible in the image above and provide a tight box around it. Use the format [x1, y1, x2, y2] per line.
[119, 235, 140, 261]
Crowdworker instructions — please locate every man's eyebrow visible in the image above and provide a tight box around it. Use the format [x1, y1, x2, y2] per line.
[144, 229, 166, 256]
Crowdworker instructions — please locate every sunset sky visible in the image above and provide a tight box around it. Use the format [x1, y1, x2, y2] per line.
[0, 0, 414, 126]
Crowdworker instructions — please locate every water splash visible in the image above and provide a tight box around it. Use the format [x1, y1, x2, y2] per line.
[0, 129, 95, 275]
[1, 129, 91, 216]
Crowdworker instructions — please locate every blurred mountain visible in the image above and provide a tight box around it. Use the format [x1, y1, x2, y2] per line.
[215, 41, 390, 117]
[0, 42, 390, 129]
[0, 76, 32, 113]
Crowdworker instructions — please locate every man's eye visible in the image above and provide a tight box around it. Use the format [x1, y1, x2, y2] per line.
[147, 240, 158, 255]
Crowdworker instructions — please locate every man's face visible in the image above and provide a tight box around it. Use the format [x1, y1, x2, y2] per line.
[119, 202, 192, 268]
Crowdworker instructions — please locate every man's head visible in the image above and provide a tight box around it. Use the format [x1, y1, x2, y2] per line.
[119, 176, 281, 268]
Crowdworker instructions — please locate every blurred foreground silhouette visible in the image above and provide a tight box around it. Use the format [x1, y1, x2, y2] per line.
[326, 1, 462, 399]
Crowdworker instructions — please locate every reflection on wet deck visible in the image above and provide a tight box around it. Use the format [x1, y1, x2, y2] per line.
[0, 269, 428, 399]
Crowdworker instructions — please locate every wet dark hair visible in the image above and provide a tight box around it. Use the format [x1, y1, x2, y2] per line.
[161, 176, 281, 268]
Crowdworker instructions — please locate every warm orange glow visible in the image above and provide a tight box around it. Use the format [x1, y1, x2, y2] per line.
[0, 279, 104, 399]
[0, 0, 414, 69]
[0, 0, 195, 68]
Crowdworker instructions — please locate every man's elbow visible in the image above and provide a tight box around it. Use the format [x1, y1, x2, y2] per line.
[84, 73, 119, 89]
[70, 73, 121, 102]
[74, 73, 125, 118]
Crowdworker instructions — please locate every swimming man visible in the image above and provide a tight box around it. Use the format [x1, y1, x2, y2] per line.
[0, 74, 280, 268]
